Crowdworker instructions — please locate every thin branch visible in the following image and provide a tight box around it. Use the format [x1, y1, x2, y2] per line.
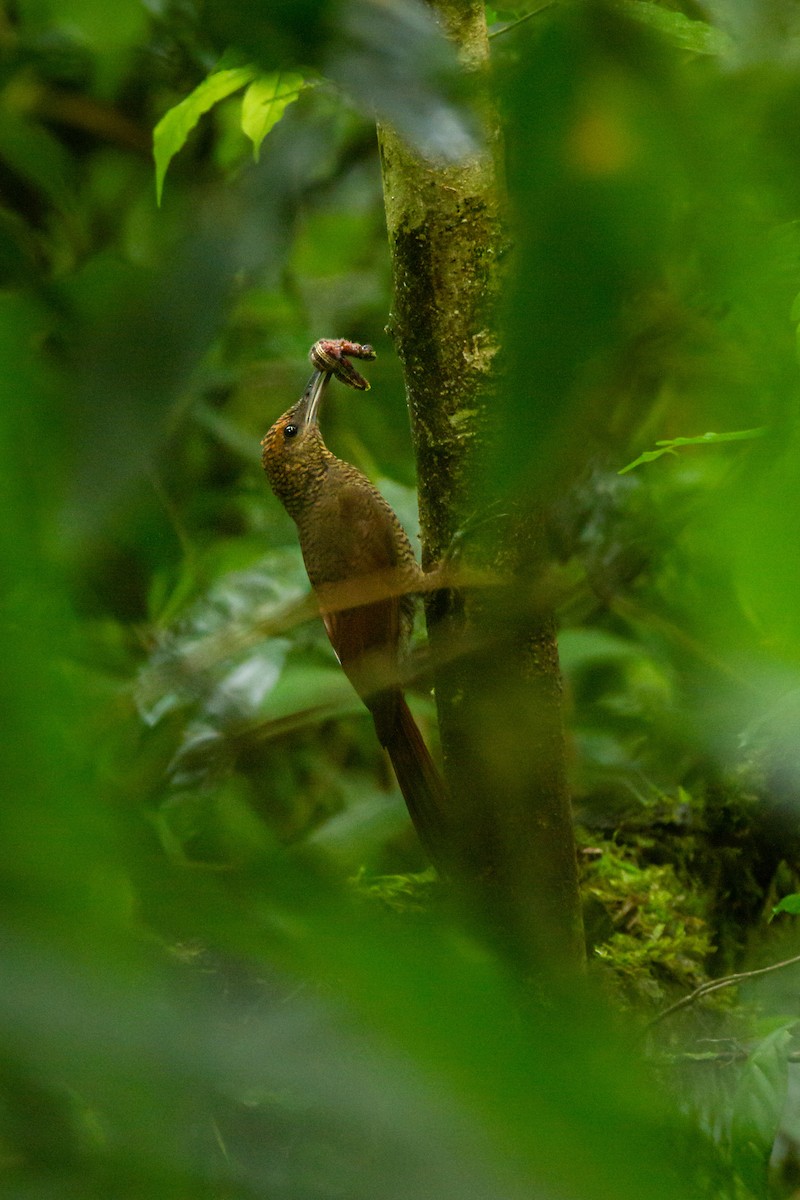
[650, 952, 800, 1027]
[489, 2, 557, 40]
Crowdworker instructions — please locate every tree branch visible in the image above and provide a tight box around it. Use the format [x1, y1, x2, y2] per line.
[650, 953, 800, 1026]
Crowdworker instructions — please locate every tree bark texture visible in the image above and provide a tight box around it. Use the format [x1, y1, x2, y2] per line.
[378, 0, 584, 971]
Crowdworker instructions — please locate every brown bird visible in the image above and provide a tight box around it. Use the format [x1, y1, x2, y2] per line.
[261, 339, 451, 868]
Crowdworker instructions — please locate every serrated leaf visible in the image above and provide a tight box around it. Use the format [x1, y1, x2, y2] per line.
[241, 72, 306, 162]
[618, 428, 768, 474]
[153, 66, 257, 204]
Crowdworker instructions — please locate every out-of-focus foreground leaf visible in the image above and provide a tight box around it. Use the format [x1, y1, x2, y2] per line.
[6, 0, 800, 1197]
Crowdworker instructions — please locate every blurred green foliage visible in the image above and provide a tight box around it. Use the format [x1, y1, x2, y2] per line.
[4, 0, 800, 1196]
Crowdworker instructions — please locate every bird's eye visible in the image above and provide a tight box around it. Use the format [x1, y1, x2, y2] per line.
[283, 423, 299, 439]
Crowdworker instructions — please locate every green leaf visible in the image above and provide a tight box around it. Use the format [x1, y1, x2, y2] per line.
[616, 1, 732, 56]
[730, 1024, 794, 1193]
[618, 428, 768, 475]
[241, 72, 306, 162]
[0, 112, 74, 215]
[153, 66, 257, 204]
[773, 893, 800, 918]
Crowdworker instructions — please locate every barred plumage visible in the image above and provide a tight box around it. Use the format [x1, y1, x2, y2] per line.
[261, 341, 452, 870]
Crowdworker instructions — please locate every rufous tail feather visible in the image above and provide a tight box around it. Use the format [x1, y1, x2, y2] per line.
[372, 691, 452, 871]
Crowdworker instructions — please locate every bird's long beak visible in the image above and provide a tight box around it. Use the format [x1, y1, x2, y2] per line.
[295, 370, 332, 429]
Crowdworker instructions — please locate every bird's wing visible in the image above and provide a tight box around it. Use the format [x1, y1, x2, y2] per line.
[312, 478, 407, 698]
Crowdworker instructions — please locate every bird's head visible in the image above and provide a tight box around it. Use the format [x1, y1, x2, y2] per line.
[261, 371, 333, 516]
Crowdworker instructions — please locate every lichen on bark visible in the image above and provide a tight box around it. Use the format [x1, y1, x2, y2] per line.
[379, 0, 585, 971]
[378, 149, 502, 563]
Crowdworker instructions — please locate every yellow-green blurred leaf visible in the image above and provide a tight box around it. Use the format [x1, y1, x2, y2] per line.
[153, 66, 257, 203]
[241, 71, 306, 162]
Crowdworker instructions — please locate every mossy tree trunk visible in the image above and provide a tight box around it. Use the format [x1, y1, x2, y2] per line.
[378, 0, 585, 972]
